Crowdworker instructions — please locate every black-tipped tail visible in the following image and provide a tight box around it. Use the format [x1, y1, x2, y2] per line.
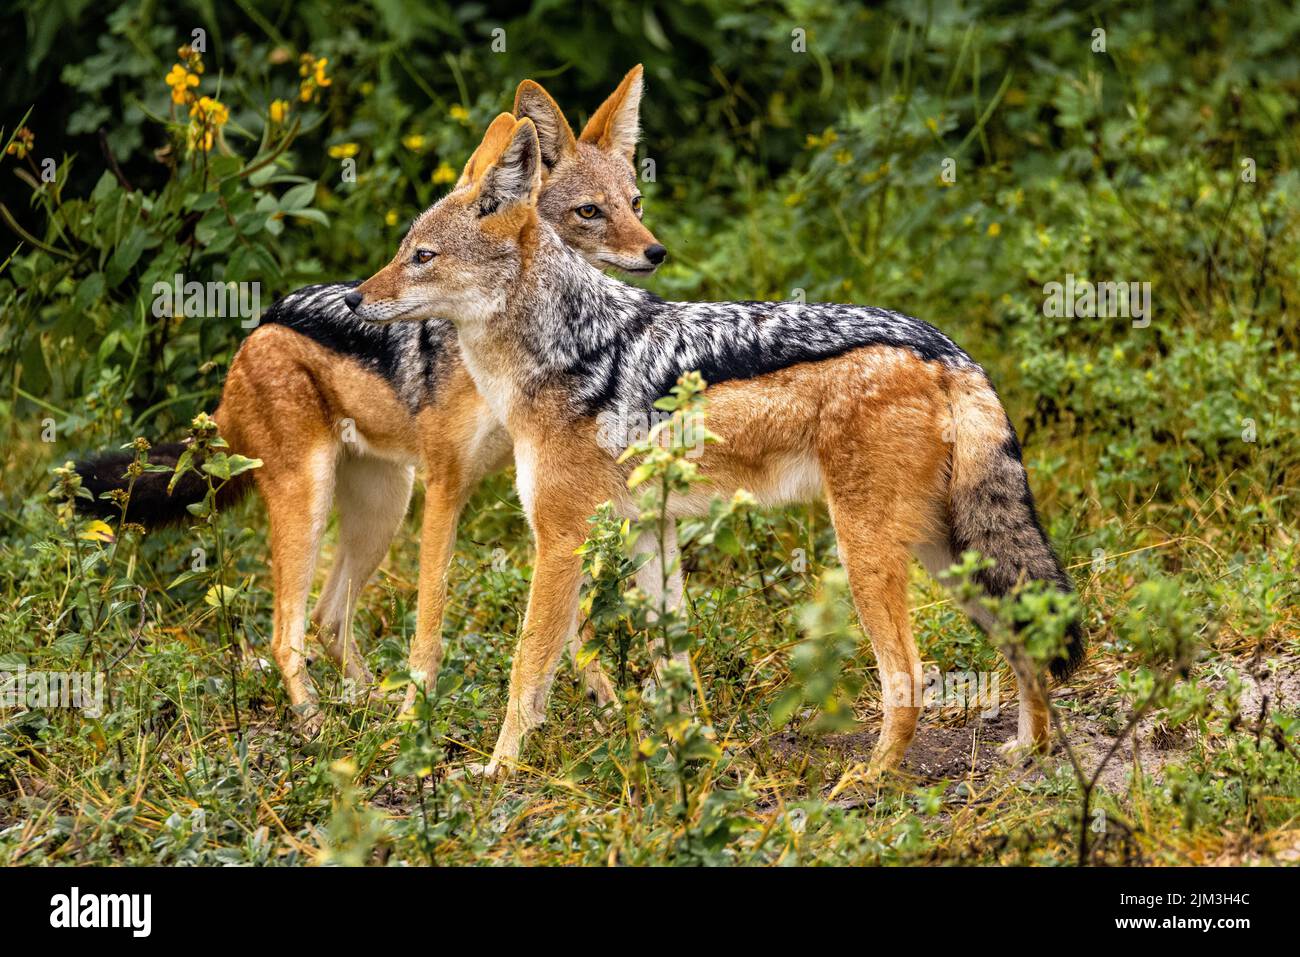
[947, 375, 1087, 682]
[75, 442, 252, 530]
[1052, 618, 1087, 682]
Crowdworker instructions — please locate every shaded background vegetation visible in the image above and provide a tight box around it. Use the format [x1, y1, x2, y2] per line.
[0, 0, 1297, 865]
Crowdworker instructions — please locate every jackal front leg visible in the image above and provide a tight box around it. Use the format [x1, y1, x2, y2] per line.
[403, 481, 464, 713]
[483, 526, 587, 776]
[631, 522, 687, 691]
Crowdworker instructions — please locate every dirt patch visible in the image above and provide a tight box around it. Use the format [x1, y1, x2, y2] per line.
[768, 708, 1019, 786]
[762, 651, 1300, 803]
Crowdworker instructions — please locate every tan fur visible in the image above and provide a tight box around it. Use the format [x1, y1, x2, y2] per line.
[382, 118, 1050, 777]
[513, 80, 577, 167]
[579, 64, 643, 160]
[943, 364, 1052, 751]
[214, 75, 661, 728]
[456, 113, 520, 189]
[485, 350, 954, 773]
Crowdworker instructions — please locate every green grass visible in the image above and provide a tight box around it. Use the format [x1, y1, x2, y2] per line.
[2, 0, 1299, 866]
[1, 411, 1296, 865]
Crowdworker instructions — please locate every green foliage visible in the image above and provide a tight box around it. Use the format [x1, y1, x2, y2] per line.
[1, 0, 1298, 866]
[770, 569, 862, 733]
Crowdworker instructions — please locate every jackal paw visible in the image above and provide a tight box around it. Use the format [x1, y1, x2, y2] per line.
[998, 735, 1048, 765]
[583, 671, 617, 709]
[459, 760, 511, 780]
[362, 682, 405, 707]
[292, 703, 325, 739]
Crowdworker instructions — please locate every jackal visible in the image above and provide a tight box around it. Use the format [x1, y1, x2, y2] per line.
[77, 69, 660, 732]
[349, 115, 1086, 776]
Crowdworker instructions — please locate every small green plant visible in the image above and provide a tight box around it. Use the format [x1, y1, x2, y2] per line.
[316, 758, 387, 866]
[770, 568, 863, 733]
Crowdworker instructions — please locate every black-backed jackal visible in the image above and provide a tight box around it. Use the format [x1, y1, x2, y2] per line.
[77, 69, 660, 732]
[349, 115, 1086, 776]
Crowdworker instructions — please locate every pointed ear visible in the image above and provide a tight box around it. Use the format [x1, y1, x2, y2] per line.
[457, 113, 519, 189]
[579, 64, 644, 161]
[512, 79, 577, 169]
[473, 118, 541, 216]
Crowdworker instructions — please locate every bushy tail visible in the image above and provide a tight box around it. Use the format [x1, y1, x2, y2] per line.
[945, 370, 1086, 681]
[74, 407, 253, 530]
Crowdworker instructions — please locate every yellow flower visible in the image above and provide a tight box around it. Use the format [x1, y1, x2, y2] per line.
[986, 222, 1001, 238]
[449, 104, 469, 123]
[189, 96, 229, 126]
[385, 209, 399, 226]
[80, 520, 115, 543]
[269, 99, 290, 124]
[328, 142, 359, 159]
[176, 44, 204, 73]
[431, 161, 456, 184]
[188, 125, 216, 152]
[186, 96, 229, 152]
[402, 133, 426, 151]
[299, 53, 333, 102]
[165, 64, 200, 105]
[6, 126, 34, 159]
[833, 148, 852, 165]
[804, 128, 837, 149]
[863, 162, 890, 184]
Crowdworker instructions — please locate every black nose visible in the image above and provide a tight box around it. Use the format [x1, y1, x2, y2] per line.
[644, 244, 667, 265]
[343, 291, 363, 312]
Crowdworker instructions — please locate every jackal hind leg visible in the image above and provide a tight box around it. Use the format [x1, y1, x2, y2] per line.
[263, 445, 338, 734]
[312, 455, 414, 700]
[829, 501, 921, 776]
[402, 478, 464, 713]
[820, 441, 934, 776]
[913, 538, 1050, 758]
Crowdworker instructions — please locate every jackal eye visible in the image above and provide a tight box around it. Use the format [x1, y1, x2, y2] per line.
[575, 204, 600, 220]
[630, 195, 642, 213]
[412, 249, 437, 265]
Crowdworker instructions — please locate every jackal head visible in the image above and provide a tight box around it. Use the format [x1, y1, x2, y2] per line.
[349, 68, 662, 323]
